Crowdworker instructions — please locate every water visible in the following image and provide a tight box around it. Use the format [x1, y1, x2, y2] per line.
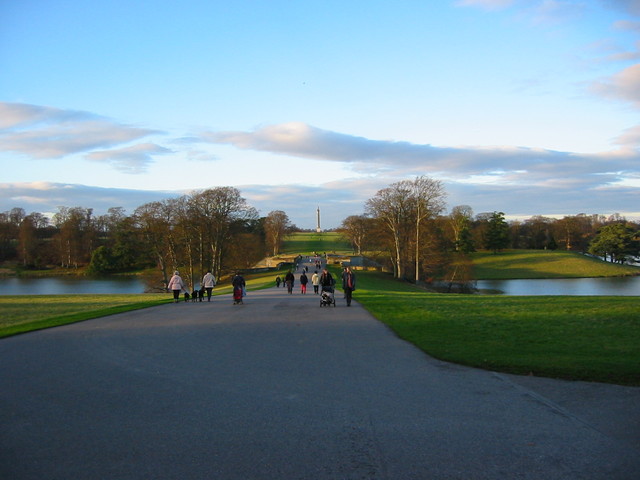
[0, 276, 152, 295]
[477, 276, 640, 296]
[0, 275, 638, 296]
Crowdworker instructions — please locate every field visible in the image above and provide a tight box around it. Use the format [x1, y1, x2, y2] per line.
[347, 269, 640, 386]
[279, 232, 352, 255]
[471, 250, 640, 279]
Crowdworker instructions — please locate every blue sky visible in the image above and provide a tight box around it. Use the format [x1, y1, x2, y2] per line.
[1, 0, 639, 229]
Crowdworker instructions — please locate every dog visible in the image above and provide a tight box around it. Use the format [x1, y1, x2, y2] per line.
[198, 287, 205, 302]
[184, 292, 190, 302]
[191, 289, 198, 302]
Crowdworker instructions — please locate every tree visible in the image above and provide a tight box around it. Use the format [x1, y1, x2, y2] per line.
[134, 201, 174, 287]
[189, 187, 258, 279]
[411, 176, 446, 282]
[52, 207, 96, 268]
[588, 223, 639, 263]
[449, 205, 474, 252]
[366, 182, 413, 278]
[340, 215, 370, 255]
[264, 210, 291, 256]
[484, 212, 510, 253]
[17, 216, 37, 266]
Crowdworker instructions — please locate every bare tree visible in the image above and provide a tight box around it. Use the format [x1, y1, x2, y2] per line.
[340, 215, 370, 255]
[264, 210, 291, 256]
[366, 182, 413, 278]
[410, 176, 446, 282]
[134, 200, 175, 287]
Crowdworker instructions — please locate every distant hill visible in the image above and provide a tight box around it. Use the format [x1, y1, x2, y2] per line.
[280, 232, 352, 255]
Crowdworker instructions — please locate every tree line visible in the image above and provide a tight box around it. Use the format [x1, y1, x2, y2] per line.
[339, 176, 640, 283]
[1, 179, 638, 288]
[0, 187, 295, 290]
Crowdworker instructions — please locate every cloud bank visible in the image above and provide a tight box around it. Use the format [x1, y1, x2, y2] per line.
[202, 122, 640, 192]
[0, 102, 163, 171]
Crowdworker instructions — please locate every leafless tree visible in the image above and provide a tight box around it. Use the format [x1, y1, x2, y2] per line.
[264, 210, 291, 256]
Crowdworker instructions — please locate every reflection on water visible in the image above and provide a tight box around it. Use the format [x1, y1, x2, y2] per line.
[0, 276, 162, 295]
[477, 276, 640, 296]
[0, 275, 638, 296]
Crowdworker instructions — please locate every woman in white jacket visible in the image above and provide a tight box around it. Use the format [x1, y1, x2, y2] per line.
[202, 270, 216, 302]
[168, 271, 187, 303]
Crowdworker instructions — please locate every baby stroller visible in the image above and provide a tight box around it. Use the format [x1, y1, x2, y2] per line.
[319, 286, 335, 307]
[233, 286, 243, 304]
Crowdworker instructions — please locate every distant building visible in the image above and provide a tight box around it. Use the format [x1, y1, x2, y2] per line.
[316, 206, 321, 233]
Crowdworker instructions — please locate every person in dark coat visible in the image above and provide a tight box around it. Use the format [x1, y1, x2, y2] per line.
[284, 270, 295, 294]
[341, 266, 356, 307]
[319, 268, 334, 293]
[300, 271, 308, 294]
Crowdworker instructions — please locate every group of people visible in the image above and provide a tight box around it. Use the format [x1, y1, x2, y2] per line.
[167, 264, 356, 307]
[167, 270, 217, 303]
[275, 266, 356, 306]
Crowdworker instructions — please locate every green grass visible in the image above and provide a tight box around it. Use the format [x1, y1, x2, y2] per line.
[0, 294, 171, 338]
[280, 232, 352, 255]
[351, 270, 640, 386]
[0, 266, 290, 339]
[471, 250, 640, 279]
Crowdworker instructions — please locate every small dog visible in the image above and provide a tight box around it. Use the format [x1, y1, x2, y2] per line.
[198, 287, 205, 302]
[184, 292, 190, 302]
[191, 289, 198, 302]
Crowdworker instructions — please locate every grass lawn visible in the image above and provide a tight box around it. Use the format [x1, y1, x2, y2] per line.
[350, 269, 640, 386]
[471, 250, 640, 279]
[280, 232, 352, 255]
[0, 267, 288, 339]
[0, 294, 171, 338]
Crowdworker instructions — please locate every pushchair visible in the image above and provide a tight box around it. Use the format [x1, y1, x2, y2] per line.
[233, 286, 243, 304]
[319, 286, 335, 307]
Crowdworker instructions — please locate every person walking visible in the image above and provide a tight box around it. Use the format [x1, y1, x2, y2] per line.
[284, 270, 295, 294]
[202, 270, 216, 302]
[232, 272, 246, 304]
[168, 270, 187, 303]
[275, 276, 282, 288]
[311, 270, 320, 294]
[300, 271, 308, 294]
[342, 266, 356, 307]
[319, 268, 334, 294]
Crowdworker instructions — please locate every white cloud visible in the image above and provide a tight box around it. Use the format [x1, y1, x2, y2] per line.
[202, 122, 640, 184]
[0, 182, 181, 217]
[0, 102, 160, 160]
[85, 143, 171, 173]
[591, 63, 640, 107]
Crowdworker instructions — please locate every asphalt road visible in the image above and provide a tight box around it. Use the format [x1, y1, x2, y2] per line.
[1, 267, 639, 479]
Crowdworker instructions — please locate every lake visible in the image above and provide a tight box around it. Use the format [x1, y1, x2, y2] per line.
[477, 276, 640, 296]
[0, 275, 638, 296]
[0, 276, 156, 295]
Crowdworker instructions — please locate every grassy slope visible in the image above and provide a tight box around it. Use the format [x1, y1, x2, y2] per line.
[279, 232, 352, 255]
[351, 269, 639, 386]
[0, 294, 171, 338]
[471, 250, 640, 279]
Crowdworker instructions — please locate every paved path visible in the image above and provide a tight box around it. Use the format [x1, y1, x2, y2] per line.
[1, 263, 639, 479]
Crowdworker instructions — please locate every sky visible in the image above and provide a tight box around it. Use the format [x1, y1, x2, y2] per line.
[1, 0, 639, 229]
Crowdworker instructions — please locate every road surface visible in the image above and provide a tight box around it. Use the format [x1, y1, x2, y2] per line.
[1, 265, 639, 479]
